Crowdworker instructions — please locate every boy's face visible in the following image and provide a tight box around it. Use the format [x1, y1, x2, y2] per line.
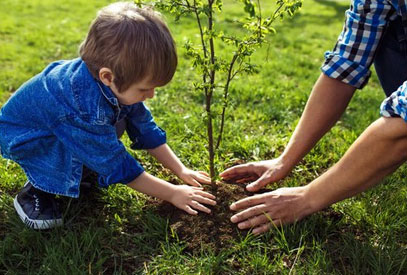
[98, 68, 157, 105]
[110, 78, 157, 106]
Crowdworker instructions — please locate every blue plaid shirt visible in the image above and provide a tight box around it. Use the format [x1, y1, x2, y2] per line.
[321, 0, 407, 121]
[381, 82, 407, 119]
[322, 0, 402, 88]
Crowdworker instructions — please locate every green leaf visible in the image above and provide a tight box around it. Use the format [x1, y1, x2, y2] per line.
[240, 0, 256, 17]
[114, 213, 122, 224]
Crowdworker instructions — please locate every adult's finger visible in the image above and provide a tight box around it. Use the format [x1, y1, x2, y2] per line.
[246, 172, 272, 192]
[236, 175, 258, 184]
[230, 193, 267, 211]
[222, 173, 257, 184]
[230, 203, 268, 223]
[253, 222, 271, 235]
[219, 163, 255, 179]
[236, 212, 272, 230]
[253, 218, 283, 235]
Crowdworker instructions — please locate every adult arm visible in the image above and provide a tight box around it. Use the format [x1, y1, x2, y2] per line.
[229, 117, 407, 234]
[221, 0, 393, 191]
[221, 74, 356, 191]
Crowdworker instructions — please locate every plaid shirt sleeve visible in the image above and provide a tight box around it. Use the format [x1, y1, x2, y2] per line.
[321, 0, 396, 89]
[380, 81, 407, 120]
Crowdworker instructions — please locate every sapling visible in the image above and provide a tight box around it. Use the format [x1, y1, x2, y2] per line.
[135, 0, 302, 188]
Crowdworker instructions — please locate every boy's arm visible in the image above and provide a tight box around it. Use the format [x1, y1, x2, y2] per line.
[229, 117, 407, 234]
[125, 104, 210, 185]
[52, 116, 145, 187]
[127, 171, 216, 215]
[126, 103, 167, 150]
[147, 144, 211, 186]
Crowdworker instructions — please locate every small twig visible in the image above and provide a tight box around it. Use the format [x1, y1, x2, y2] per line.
[216, 53, 238, 149]
[174, 0, 198, 11]
[191, 0, 208, 59]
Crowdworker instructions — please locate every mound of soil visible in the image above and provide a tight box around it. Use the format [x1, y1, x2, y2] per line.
[150, 183, 252, 253]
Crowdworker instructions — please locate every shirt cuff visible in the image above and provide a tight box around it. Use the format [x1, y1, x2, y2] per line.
[130, 127, 167, 150]
[98, 152, 144, 187]
[380, 83, 407, 121]
[321, 52, 371, 89]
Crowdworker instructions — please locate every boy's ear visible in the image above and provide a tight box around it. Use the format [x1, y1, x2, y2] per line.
[99, 68, 115, 86]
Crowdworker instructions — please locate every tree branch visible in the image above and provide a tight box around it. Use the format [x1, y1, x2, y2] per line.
[216, 53, 238, 149]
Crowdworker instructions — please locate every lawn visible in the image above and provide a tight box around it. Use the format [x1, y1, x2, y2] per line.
[1, 0, 407, 273]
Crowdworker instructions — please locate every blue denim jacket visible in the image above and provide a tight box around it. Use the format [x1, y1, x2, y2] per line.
[0, 58, 166, 198]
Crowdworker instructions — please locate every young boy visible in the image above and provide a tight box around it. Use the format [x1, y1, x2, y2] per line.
[0, 2, 216, 230]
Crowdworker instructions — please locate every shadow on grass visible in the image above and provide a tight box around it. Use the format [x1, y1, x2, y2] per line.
[2, 184, 407, 273]
[0, 186, 168, 274]
[262, 209, 407, 273]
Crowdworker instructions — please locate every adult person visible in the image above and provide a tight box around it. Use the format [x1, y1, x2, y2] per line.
[220, 0, 407, 235]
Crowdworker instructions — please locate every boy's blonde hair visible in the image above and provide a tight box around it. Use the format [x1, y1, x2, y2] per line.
[80, 2, 177, 92]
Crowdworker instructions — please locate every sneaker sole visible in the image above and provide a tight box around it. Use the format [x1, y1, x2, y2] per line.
[13, 196, 63, 230]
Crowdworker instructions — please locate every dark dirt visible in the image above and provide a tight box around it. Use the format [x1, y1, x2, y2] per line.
[148, 182, 253, 253]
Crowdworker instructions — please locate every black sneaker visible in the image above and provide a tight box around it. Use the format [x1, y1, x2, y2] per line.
[80, 166, 98, 194]
[13, 182, 63, 230]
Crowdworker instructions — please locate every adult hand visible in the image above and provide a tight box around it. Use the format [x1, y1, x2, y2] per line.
[220, 157, 292, 192]
[230, 186, 314, 235]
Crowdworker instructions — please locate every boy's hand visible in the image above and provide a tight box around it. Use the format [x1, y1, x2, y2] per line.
[178, 168, 211, 187]
[170, 185, 216, 215]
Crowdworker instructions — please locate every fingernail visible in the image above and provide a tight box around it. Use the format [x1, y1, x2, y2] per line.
[230, 204, 236, 210]
[230, 216, 237, 223]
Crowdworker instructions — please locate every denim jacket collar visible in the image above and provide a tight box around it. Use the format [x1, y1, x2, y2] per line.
[73, 58, 121, 108]
[96, 81, 120, 108]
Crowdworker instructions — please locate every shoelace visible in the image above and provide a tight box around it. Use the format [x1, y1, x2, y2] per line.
[30, 191, 59, 218]
[33, 194, 40, 212]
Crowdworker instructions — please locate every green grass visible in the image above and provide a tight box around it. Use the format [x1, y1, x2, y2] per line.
[1, 0, 407, 273]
